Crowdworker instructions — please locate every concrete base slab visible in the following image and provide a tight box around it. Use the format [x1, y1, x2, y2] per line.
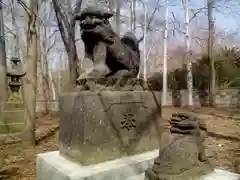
[126, 169, 240, 180]
[37, 150, 240, 180]
[200, 169, 240, 179]
[37, 150, 158, 180]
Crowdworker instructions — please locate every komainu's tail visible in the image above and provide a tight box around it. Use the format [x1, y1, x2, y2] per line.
[121, 32, 141, 74]
[121, 32, 140, 60]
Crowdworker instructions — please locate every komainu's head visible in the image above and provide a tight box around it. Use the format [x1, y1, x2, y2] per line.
[75, 6, 113, 30]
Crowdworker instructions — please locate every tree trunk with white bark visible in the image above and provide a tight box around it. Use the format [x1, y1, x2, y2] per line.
[162, 0, 168, 106]
[184, 0, 193, 106]
[0, 0, 7, 104]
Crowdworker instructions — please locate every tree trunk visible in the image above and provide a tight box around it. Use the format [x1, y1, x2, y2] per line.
[130, 1, 133, 32]
[130, 0, 136, 33]
[65, 0, 79, 85]
[10, 0, 20, 57]
[36, 2, 44, 111]
[67, 24, 79, 89]
[10, 0, 26, 61]
[48, 71, 56, 100]
[208, 0, 215, 107]
[133, 0, 136, 33]
[52, 0, 83, 89]
[41, 1, 51, 114]
[162, 0, 168, 106]
[115, 1, 121, 35]
[22, 0, 38, 146]
[0, 0, 7, 103]
[184, 0, 193, 106]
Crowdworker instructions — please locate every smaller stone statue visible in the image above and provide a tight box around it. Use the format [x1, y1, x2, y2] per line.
[75, 6, 143, 90]
[145, 112, 213, 180]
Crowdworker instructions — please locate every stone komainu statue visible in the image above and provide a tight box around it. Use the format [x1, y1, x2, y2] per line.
[75, 6, 141, 87]
[145, 112, 213, 180]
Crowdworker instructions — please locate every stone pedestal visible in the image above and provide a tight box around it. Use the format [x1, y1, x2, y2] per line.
[0, 102, 25, 133]
[59, 91, 161, 165]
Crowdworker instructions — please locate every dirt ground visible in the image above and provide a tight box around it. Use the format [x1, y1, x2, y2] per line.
[1, 107, 240, 180]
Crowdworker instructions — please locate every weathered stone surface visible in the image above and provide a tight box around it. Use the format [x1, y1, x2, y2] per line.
[145, 112, 213, 180]
[0, 102, 25, 134]
[76, 77, 147, 91]
[59, 91, 161, 165]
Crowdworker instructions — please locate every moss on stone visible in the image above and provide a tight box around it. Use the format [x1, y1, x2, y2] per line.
[0, 96, 25, 134]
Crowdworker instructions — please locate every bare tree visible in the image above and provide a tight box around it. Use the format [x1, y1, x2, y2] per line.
[8, 1, 27, 61]
[0, 0, 7, 103]
[18, 0, 38, 145]
[183, 0, 193, 106]
[130, 0, 133, 32]
[137, 0, 162, 42]
[52, 0, 83, 88]
[132, 0, 136, 33]
[36, 3, 44, 109]
[40, 1, 51, 114]
[162, 0, 168, 106]
[107, 0, 121, 34]
[115, 0, 121, 35]
[10, 0, 20, 57]
[208, 0, 215, 107]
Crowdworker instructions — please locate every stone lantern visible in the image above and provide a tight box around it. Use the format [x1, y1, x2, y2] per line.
[7, 57, 26, 96]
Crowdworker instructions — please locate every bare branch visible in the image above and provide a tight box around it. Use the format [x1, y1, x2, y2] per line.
[146, 0, 161, 29]
[138, 0, 161, 43]
[73, 0, 83, 14]
[52, 0, 69, 51]
[69, 0, 83, 33]
[17, 0, 46, 26]
[17, 0, 32, 15]
[68, 0, 83, 52]
[192, 36, 207, 40]
[52, 0, 82, 84]
[170, 12, 183, 36]
[189, 6, 207, 23]
[52, 0, 69, 28]
[47, 36, 57, 54]
[4, 25, 16, 37]
[48, 29, 59, 39]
